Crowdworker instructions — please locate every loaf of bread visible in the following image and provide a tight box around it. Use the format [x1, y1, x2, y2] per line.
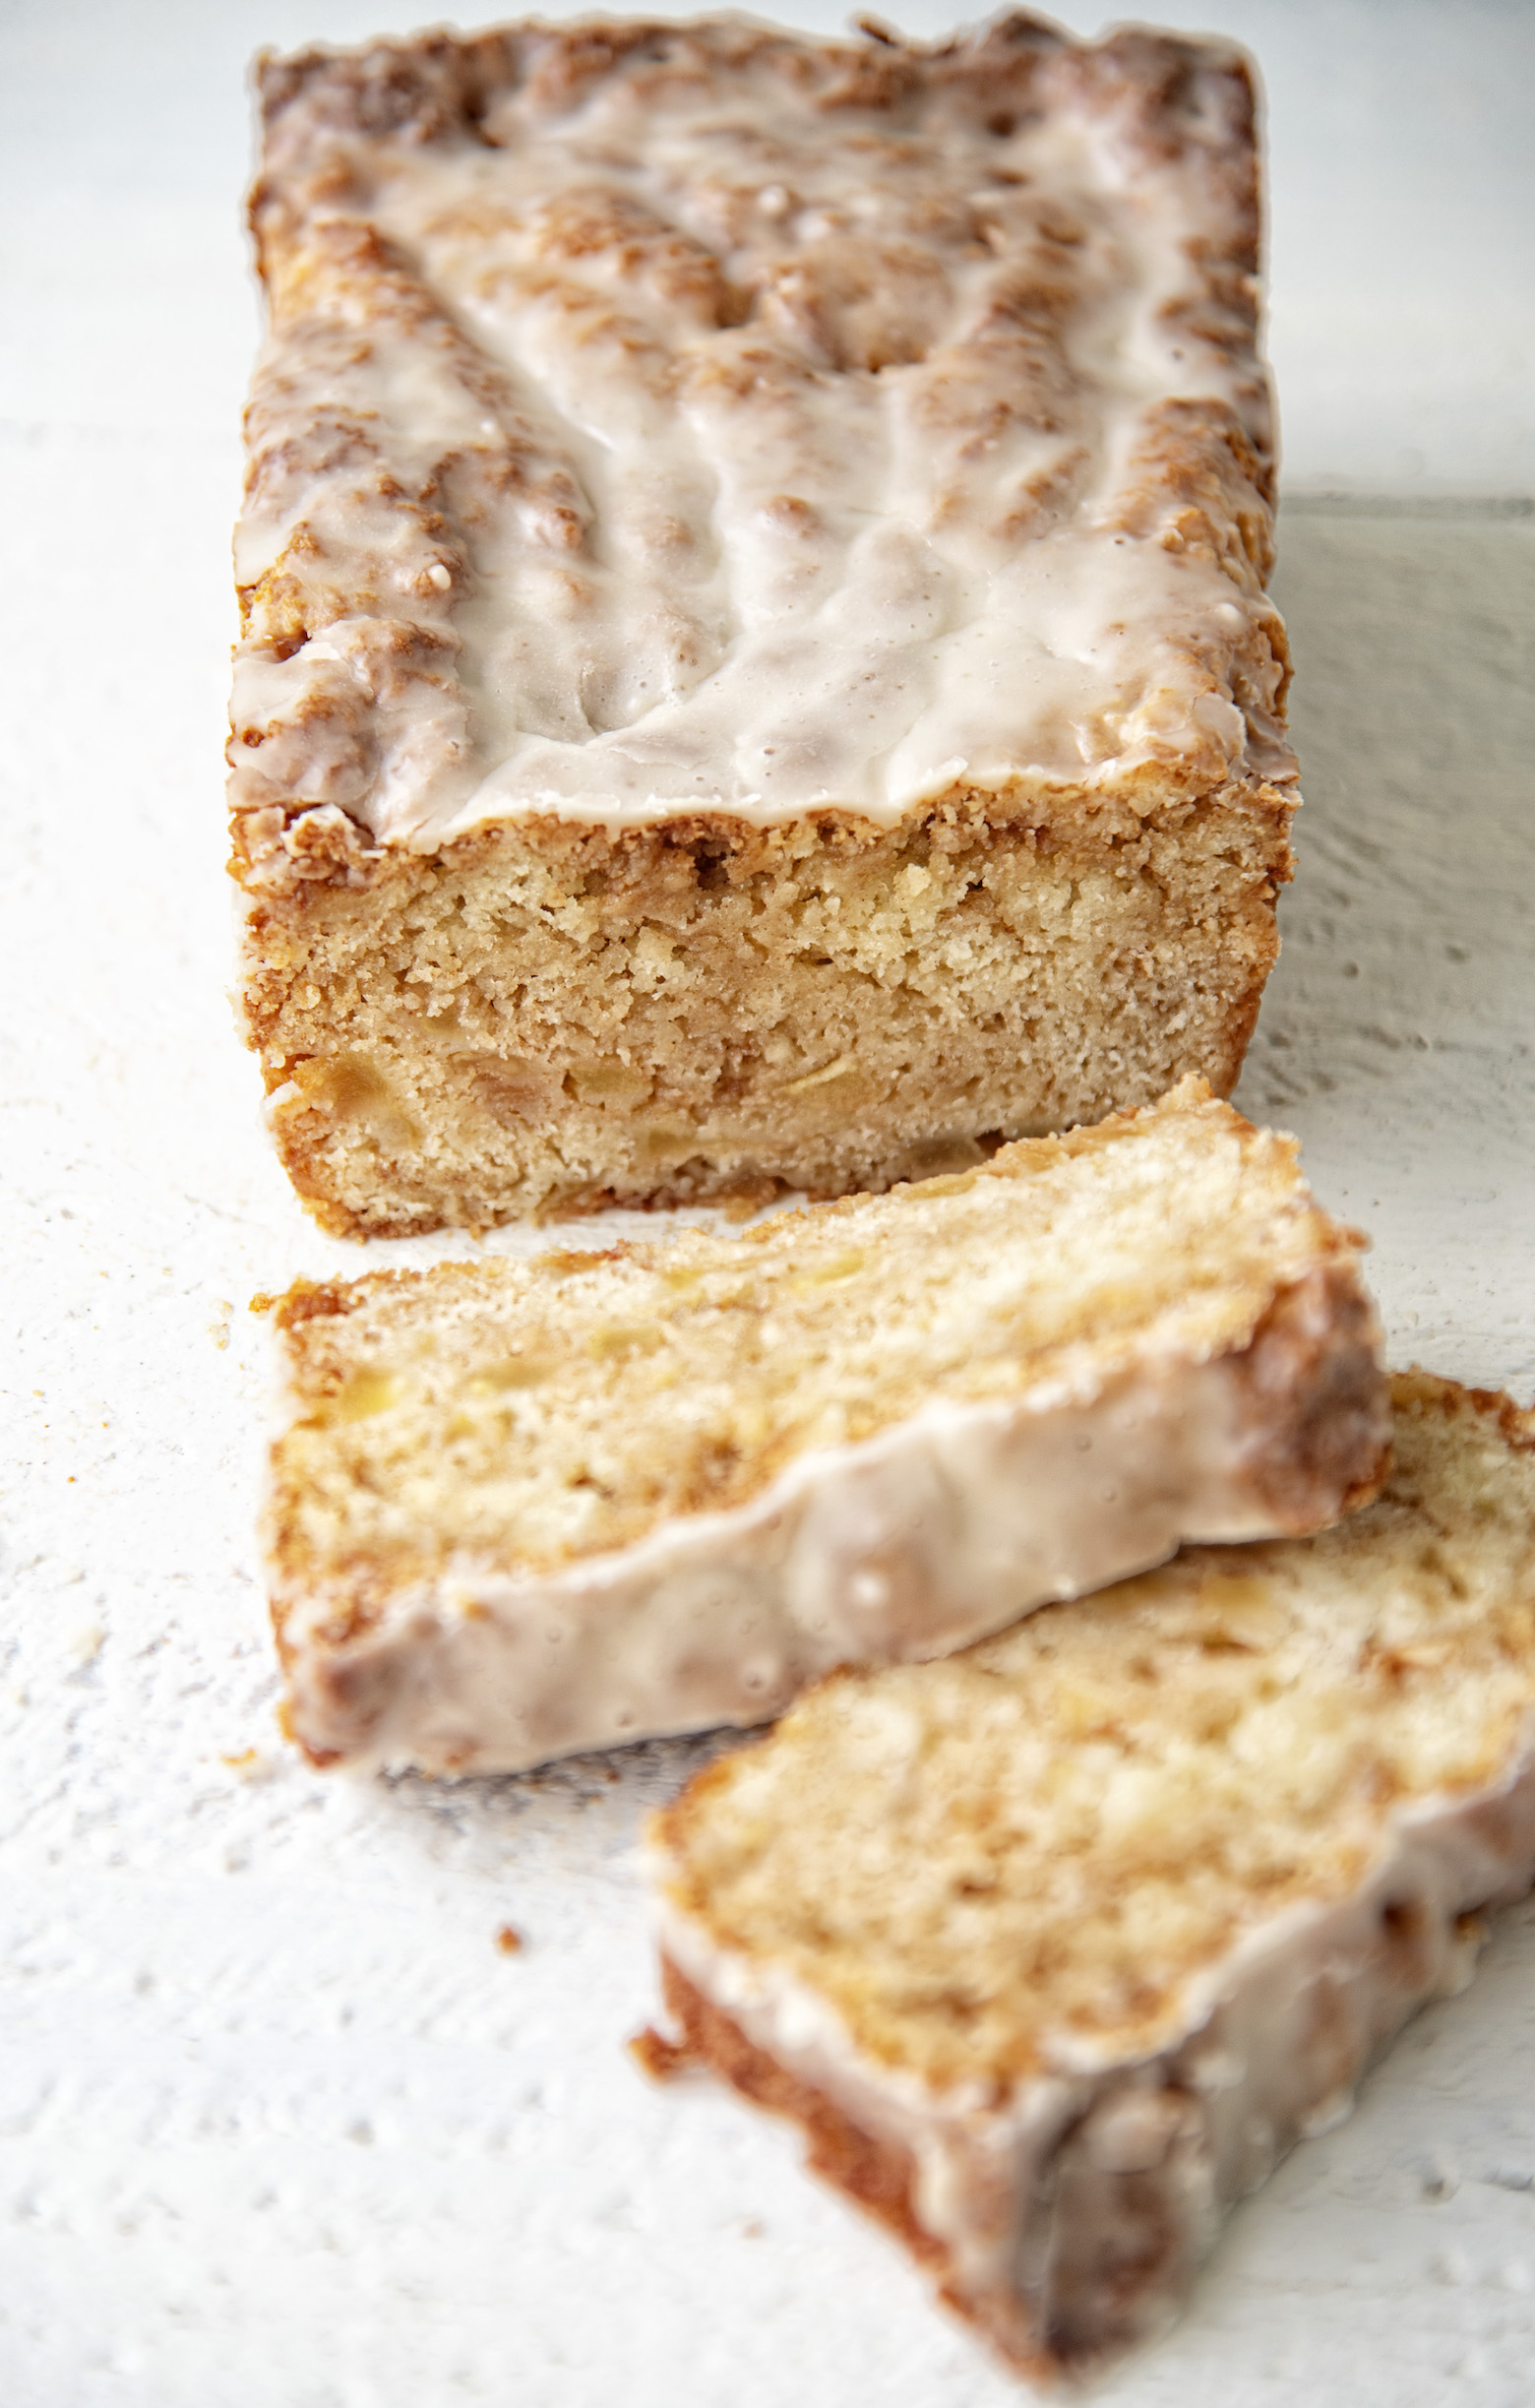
[645, 1374, 1535, 2380]
[262, 1082, 1385, 1774]
[230, 14, 1294, 1235]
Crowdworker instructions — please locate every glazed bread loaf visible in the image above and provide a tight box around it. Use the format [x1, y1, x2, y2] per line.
[645, 1375, 1535, 2380]
[229, 13, 1295, 1234]
[262, 1082, 1386, 1774]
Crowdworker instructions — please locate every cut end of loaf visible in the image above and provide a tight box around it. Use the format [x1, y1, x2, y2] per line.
[239, 791, 1291, 1236]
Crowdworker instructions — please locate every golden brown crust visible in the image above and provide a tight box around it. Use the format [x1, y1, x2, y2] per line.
[230, 768, 1294, 907]
[657, 1953, 938, 2258]
[1391, 1364, 1535, 1454]
[262, 1274, 377, 1334]
[655, 1954, 1053, 2379]
[1224, 1264, 1392, 1527]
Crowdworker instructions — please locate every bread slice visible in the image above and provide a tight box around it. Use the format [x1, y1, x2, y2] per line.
[645, 1374, 1535, 2380]
[230, 14, 1294, 1235]
[262, 1081, 1385, 1775]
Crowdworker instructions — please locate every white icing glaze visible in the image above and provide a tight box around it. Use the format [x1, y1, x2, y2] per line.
[650, 1723, 1535, 2363]
[230, 19, 1291, 845]
[280, 1336, 1357, 1776]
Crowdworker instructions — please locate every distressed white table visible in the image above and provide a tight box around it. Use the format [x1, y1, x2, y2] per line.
[3, 4, 1534, 2402]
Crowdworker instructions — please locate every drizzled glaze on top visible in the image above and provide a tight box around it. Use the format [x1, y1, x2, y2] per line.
[230, 14, 1293, 846]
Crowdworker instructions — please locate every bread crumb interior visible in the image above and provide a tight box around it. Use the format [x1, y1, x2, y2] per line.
[271, 1088, 1335, 1581]
[657, 1377, 1535, 2088]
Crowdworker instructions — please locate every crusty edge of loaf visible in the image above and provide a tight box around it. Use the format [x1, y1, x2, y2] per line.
[1220, 1256, 1390, 1529]
[646, 1953, 1055, 2381]
[227, 766, 1297, 904]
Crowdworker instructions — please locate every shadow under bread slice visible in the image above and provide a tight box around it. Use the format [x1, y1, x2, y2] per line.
[260, 1079, 1387, 1776]
[644, 1373, 1535, 2382]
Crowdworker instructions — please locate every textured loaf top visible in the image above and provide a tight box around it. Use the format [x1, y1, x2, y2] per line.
[652, 1375, 1535, 2094]
[265, 1081, 1371, 1594]
[230, 11, 1292, 858]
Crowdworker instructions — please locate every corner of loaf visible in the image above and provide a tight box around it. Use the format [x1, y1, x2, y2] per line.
[228, 11, 1295, 1234]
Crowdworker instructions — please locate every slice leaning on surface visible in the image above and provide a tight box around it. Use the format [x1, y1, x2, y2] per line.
[261, 1080, 1387, 1775]
[645, 1373, 1535, 2381]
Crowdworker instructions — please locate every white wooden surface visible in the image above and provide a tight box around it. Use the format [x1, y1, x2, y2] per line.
[2, 5, 1534, 2401]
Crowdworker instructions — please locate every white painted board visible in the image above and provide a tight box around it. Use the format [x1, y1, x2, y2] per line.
[2, 4, 1533, 2401]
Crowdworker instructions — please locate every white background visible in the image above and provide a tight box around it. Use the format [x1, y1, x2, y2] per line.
[2, 4, 1533, 2403]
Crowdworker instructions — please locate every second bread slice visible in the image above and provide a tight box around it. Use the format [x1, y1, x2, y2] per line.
[264, 1080, 1388, 1774]
[645, 1374, 1535, 2377]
